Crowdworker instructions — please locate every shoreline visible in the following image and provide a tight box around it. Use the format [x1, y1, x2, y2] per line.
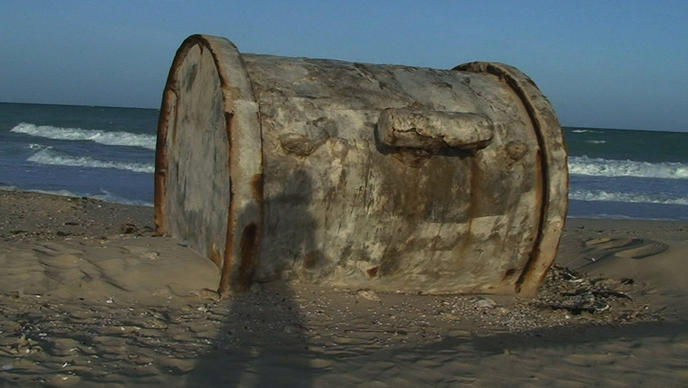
[5, 184, 688, 220]
[6, 185, 688, 222]
[0, 186, 154, 208]
[1, 189, 687, 386]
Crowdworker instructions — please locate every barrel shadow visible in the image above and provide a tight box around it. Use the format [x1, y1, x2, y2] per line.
[187, 170, 316, 387]
[186, 282, 313, 387]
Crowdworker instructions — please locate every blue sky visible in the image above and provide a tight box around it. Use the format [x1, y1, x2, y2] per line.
[1, 1, 686, 132]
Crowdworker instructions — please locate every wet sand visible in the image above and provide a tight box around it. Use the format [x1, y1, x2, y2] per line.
[1, 189, 687, 387]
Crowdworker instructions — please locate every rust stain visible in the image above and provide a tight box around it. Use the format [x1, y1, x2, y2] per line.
[224, 112, 235, 131]
[219, 211, 235, 294]
[516, 150, 546, 293]
[455, 62, 560, 294]
[160, 35, 267, 294]
[489, 65, 550, 294]
[218, 111, 235, 294]
[217, 58, 264, 294]
[250, 173, 263, 203]
[236, 223, 258, 291]
[501, 268, 517, 282]
[154, 87, 179, 234]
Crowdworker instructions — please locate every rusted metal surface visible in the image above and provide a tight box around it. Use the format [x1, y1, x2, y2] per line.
[155, 34, 568, 295]
[453, 62, 569, 295]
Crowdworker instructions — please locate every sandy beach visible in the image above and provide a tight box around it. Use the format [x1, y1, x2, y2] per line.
[0, 189, 687, 387]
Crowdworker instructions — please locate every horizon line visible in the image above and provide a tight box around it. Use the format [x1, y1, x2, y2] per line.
[2, 100, 686, 133]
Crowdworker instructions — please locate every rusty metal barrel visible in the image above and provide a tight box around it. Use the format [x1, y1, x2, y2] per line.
[154, 34, 568, 295]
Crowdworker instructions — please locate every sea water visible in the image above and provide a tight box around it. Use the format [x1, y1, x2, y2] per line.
[1, 102, 687, 220]
[0, 103, 156, 206]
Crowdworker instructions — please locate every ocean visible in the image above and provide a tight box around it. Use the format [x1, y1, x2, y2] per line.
[1, 102, 687, 220]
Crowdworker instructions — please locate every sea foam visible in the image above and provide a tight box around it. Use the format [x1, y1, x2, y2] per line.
[570, 189, 688, 206]
[569, 156, 688, 180]
[27, 148, 154, 173]
[11, 122, 156, 150]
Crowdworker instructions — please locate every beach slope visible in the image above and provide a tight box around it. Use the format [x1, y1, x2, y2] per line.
[0, 190, 687, 386]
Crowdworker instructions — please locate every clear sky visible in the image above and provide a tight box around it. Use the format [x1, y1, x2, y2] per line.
[1, 0, 686, 132]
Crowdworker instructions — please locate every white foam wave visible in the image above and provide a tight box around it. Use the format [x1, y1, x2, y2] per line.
[570, 129, 601, 133]
[585, 140, 606, 144]
[569, 156, 688, 179]
[570, 189, 688, 206]
[28, 143, 48, 150]
[27, 148, 154, 173]
[11, 122, 156, 150]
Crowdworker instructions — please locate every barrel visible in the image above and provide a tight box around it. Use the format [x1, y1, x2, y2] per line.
[154, 34, 568, 295]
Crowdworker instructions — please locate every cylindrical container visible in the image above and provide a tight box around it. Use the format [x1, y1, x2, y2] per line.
[155, 34, 568, 295]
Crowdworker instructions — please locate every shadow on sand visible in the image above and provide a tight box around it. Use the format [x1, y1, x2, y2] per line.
[187, 170, 318, 387]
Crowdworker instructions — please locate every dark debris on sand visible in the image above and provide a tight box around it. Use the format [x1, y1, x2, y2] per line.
[533, 265, 656, 322]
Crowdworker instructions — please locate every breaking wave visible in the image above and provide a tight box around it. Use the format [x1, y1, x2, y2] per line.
[27, 148, 154, 173]
[569, 156, 688, 180]
[570, 189, 688, 206]
[11, 122, 156, 150]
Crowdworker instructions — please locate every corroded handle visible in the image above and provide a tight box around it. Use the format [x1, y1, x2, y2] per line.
[377, 108, 493, 152]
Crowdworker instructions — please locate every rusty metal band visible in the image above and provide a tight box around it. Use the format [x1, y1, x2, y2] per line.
[453, 62, 569, 295]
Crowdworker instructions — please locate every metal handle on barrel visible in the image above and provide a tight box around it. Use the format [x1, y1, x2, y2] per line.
[377, 108, 493, 153]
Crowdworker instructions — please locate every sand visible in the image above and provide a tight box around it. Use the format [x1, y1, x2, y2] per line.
[0, 189, 687, 387]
